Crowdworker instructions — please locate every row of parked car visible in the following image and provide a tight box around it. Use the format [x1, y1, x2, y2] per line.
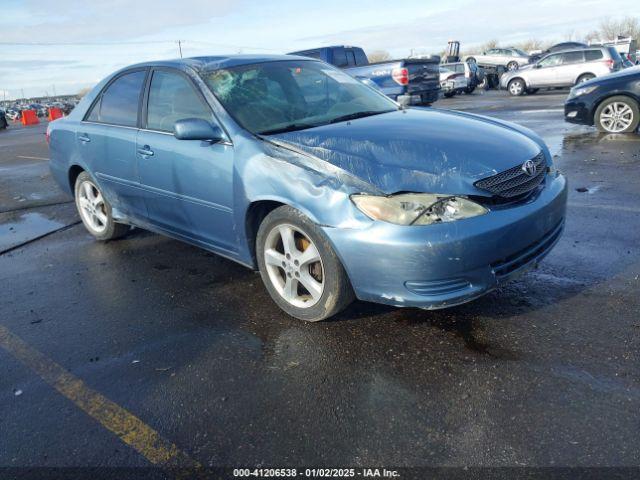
[1, 100, 76, 123]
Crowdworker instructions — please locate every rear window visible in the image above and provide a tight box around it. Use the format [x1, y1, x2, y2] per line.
[561, 51, 584, 64]
[584, 50, 604, 61]
[87, 70, 146, 126]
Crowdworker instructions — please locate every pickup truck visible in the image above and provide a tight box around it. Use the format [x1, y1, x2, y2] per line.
[289, 45, 441, 105]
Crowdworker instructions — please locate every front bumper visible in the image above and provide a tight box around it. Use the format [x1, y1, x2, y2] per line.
[322, 173, 568, 309]
[564, 98, 593, 125]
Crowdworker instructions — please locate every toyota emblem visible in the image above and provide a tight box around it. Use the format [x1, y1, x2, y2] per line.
[522, 160, 537, 177]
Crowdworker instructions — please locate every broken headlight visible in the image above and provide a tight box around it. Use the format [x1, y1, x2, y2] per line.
[351, 193, 488, 226]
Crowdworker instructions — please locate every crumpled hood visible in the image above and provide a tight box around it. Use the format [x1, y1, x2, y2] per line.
[269, 108, 543, 195]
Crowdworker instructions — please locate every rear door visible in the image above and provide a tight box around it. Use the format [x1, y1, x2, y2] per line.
[556, 51, 585, 85]
[78, 69, 148, 220]
[136, 68, 236, 252]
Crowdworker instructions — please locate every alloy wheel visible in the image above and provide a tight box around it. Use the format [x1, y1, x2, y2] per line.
[263, 223, 325, 308]
[600, 102, 634, 133]
[77, 180, 108, 234]
[509, 81, 523, 95]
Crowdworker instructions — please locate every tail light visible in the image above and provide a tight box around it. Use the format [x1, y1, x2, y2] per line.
[45, 126, 51, 145]
[603, 59, 614, 69]
[392, 67, 409, 85]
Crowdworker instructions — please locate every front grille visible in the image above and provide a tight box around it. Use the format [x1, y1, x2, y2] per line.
[475, 152, 547, 199]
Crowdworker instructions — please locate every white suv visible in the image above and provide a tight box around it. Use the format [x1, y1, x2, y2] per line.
[500, 47, 623, 96]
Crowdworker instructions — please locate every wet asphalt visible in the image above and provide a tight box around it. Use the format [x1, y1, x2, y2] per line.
[1, 90, 639, 472]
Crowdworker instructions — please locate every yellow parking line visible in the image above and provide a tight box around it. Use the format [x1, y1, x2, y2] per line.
[0, 324, 200, 469]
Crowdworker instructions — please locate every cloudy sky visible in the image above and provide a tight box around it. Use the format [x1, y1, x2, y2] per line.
[0, 0, 634, 99]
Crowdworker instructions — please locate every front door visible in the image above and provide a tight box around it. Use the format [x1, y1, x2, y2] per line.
[136, 68, 235, 253]
[528, 53, 562, 87]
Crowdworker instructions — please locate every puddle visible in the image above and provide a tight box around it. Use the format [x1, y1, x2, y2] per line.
[0, 212, 65, 252]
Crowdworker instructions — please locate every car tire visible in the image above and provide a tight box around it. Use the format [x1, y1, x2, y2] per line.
[444, 91, 456, 98]
[74, 171, 130, 241]
[526, 88, 539, 95]
[507, 61, 519, 71]
[508, 78, 526, 96]
[577, 73, 595, 84]
[594, 96, 640, 134]
[256, 205, 355, 322]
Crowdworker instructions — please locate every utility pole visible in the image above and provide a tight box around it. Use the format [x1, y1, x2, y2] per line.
[177, 40, 183, 58]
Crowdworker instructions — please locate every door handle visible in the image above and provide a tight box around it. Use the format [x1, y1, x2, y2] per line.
[137, 145, 154, 157]
[78, 133, 91, 143]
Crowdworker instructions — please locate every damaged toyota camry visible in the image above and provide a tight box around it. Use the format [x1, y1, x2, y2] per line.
[48, 55, 568, 321]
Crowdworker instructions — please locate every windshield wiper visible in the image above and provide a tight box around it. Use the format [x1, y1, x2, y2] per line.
[258, 123, 316, 135]
[328, 110, 393, 124]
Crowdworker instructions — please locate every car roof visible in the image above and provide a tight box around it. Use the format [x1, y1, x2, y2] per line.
[125, 54, 312, 72]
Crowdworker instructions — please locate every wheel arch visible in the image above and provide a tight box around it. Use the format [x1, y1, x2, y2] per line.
[243, 198, 326, 268]
[68, 164, 85, 196]
[575, 72, 596, 85]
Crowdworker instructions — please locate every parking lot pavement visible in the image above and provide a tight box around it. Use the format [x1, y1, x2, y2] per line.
[1, 91, 639, 471]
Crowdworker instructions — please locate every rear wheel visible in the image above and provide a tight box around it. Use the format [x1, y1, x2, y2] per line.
[594, 96, 640, 133]
[508, 78, 525, 96]
[466, 57, 476, 65]
[507, 61, 519, 71]
[577, 73, 595, 84]
[74, 171, 129, 241]
[256, 206, 354, 321]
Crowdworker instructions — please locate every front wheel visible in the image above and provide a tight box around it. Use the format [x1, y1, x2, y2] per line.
[256, 206, 354, 321]
[74, 171, 130, 241]
[507, 61, 519, 71]
[508, 78, 525, 96]
[594, 96, 640, 133]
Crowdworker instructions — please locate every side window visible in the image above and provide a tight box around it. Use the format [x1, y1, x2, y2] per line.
[345, 50, 357, 66]
[584, 50, 603, 61]
[354, 49, 368, 66]
[146, 70, 212, 132]
[332, 49, 348, 67]
[561, 51, 584, 64]
[88, 70, 146, 127]
[486, 49, 497, 55]
[539, 54, 562, 68]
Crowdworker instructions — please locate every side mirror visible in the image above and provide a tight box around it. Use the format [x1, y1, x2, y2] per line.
[174, 118, 224, 142]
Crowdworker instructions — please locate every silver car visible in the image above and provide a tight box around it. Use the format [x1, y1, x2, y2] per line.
[465, 47, 530, 70]
[500, 47, 623, 96]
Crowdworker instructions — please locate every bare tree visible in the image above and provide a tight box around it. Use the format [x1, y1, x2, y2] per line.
[367, 50, 392, 62]
[597, 16, 639, 43]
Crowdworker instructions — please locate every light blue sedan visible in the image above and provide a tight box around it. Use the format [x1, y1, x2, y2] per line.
[48, 55, 567, 321]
